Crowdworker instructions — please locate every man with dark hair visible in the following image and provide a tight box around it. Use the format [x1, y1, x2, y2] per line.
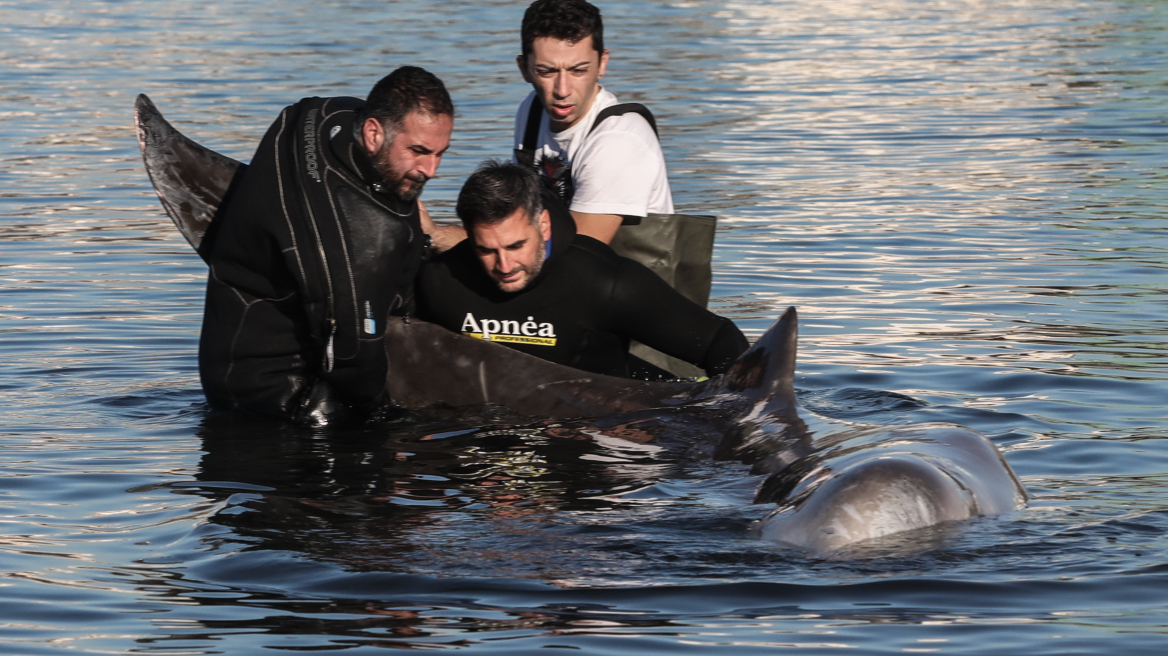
[199, 66, 456, 424]
[415, 161, 746, 378]
[513, 0, 673, 244]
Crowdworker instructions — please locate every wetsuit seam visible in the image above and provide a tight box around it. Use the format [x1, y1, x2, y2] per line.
[287, 104, 337, 344]
[272, 109, 310, 286]
[318, 172, 361, 359]
[223, 302, 249, 407]
[209, 265, 256, 408]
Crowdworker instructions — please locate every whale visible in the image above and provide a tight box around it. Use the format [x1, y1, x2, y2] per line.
[135, 94, 1027, 554]
[381, 309, 1027, 555]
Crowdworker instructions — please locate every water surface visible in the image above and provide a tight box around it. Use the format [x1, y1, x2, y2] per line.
[2, 0, 1167, 652]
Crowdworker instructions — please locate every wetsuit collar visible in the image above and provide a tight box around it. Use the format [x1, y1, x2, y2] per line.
[541, 189, 576, 263]
[335, 120, 381, 188]
[329, 105, 413, 211]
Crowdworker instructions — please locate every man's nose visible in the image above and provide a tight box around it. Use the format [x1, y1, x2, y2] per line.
[497, 251, 517, 273]
[418, 154, 440, 179]
[553, 71, 570, 98]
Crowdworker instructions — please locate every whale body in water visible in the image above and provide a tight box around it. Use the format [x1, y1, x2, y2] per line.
[135, 94, 1027, 554]
[381, 307, 1027, 555]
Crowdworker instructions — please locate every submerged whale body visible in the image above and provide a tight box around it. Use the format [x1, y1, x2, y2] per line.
[135, 94, 1027, 554]
[382, 309, 1027, 555]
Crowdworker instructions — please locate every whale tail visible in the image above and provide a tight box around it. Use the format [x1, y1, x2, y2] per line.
[134, 93, 244, 260]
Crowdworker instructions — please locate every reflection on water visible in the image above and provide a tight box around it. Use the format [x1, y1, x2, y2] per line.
[2, 0, 1168, 652]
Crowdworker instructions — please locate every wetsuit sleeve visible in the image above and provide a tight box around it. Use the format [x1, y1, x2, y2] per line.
[607, 258, 748, 375]
[702, 320, 751, 375]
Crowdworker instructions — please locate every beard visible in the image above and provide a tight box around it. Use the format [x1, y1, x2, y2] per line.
[492, 235, 547, 293]
[371, 146, 429, 202]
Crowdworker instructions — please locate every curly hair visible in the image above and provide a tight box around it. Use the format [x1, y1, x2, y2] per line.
[520, 0, 604, 56]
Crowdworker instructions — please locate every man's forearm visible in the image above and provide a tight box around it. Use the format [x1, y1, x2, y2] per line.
[571, 211, 622, 244]
[419, 200, 467, 252]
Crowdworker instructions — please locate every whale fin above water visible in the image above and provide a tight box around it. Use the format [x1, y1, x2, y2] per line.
[384, 315, 707, 418]
[134, 93, 244, 260]
[383, 306, 801, 419]
[706, 303, 798, 414]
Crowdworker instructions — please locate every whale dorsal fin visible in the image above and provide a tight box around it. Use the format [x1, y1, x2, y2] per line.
[716, 306, 798, 413]
[134, 93, 244, 260]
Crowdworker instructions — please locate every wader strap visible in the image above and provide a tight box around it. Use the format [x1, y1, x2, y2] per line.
[593, 103, 658, 226]
[515, 99, 659, 166]
[515, 99, 660, 227]
[589, 103, 658, 138]
[514, 97, 546, 168]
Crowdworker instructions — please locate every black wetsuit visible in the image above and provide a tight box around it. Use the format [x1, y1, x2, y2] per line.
[199, 96, 426, 422]
[415, 194, 747, 378]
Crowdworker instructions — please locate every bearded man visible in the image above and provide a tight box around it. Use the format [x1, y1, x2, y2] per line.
[416, 161, 746, 379]
[198, 66, 457, 423]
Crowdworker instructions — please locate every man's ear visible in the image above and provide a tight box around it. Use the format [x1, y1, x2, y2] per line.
[516, 55, 533, 84]
[598, 49, 610, 79]
[361, 117, 385, 156]
[538, 209, 552, 242]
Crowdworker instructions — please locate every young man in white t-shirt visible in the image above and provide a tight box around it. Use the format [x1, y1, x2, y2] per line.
[513, 0, 674, 244]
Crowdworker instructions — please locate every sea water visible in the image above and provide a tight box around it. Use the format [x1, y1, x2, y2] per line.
[1, 0, 1167, 652]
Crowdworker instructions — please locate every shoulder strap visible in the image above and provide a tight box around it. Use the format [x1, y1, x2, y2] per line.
[588, 103, 658, 138]
[589, 102, 659, 226]
[518, 100, 660, 161]
[515, 96, 545, 168]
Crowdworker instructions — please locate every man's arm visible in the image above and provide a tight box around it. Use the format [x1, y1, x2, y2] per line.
[571, 211, 622, 244]
[568, 115, 672, 242]
[609, 259, 747, 375]
[419, 200, 466, 253]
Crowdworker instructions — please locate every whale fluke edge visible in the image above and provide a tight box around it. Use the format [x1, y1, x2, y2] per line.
[135, 93, 244, 260]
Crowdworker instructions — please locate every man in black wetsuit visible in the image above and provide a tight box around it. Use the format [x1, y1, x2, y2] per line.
[199, 66, 457, 424]
[416, 161, 748, 378]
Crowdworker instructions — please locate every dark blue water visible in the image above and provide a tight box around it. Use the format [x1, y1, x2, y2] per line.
[2, 0, 1167, 652]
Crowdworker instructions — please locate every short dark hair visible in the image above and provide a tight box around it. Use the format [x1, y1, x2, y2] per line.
[521, 0, 604, 57]
[456, 160, 544, 232]
[363, 66, 454, 134]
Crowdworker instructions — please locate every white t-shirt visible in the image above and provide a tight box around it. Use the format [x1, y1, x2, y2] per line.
[512, 88, 674, 217]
